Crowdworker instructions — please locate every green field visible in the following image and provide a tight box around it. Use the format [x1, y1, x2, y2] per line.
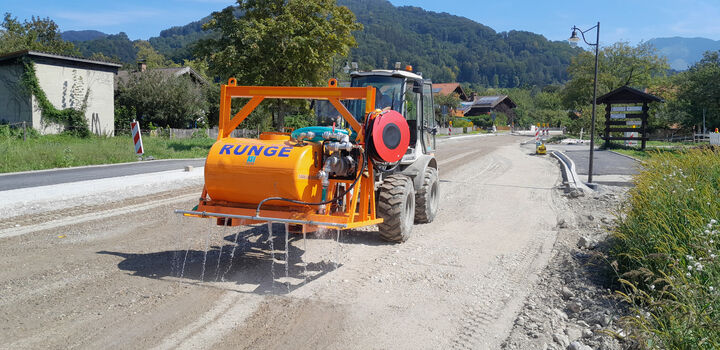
[0, 134, 215, 173]
[611, 148, 720, 347]
[604, 140, 704, 160]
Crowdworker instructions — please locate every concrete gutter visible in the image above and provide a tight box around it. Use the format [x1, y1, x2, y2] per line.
[0, 158, 206, 177]
[551, 150, 593, 194]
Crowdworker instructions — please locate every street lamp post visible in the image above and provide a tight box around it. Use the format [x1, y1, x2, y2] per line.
[569, 22, 600, 185]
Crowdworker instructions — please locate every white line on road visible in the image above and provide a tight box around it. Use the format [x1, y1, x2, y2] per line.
[0, 194, 198, 239]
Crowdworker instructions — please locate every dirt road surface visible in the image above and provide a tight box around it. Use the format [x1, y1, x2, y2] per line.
[0, 135, 568, 349]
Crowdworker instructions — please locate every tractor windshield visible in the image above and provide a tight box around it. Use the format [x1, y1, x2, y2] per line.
[346, 76, 404, 122]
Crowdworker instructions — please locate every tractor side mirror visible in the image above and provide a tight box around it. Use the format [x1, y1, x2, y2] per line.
[412, 81, 422, 93]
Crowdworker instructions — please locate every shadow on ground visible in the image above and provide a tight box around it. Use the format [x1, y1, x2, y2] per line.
[99, 223, 390, 295]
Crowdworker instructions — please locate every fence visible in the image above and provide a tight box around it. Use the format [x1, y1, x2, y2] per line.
[1, 121, 30, 141]
[436, 126, 481, 135]
[711, 133, 720, 145]
[148, 127, 259, 139]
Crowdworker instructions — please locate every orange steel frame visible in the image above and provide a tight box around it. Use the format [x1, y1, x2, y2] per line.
[194, 78, 382, 231]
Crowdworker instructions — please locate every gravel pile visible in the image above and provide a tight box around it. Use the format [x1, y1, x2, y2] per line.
[502, 185, 632, 350]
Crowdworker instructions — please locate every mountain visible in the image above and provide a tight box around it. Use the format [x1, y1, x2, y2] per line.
[68, 0, 578, 87]
[61, 30, 107, 42]
[148, 16, 214, 62]
[648, 37, 720, 71]
[338, 0, 578, 86]
[73, 32, 137, 63]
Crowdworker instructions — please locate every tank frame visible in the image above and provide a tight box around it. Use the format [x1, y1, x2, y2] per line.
[177, 78, 384, 232]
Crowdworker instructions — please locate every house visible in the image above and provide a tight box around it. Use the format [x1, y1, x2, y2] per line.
[432, 83, 471, 119]
[432, 83, 470, 101]
[115, 62, 208, 89]
[0, 50, 121, 135]
[463, 95, 517, 124]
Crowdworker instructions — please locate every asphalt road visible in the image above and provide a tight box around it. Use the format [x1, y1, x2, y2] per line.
[557, 146, 640, 175]
[0, 159, 206, 191]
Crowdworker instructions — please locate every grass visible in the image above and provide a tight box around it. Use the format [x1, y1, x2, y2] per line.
[610, 148, 720, 348]
[604, 141, 693, 160]
[0, 134, 215, 173]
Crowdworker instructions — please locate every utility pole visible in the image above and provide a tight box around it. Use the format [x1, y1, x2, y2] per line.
[703, 108, 706, 135]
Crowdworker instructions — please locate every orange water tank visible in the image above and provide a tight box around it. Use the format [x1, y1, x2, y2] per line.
[204, 137, 322, 205]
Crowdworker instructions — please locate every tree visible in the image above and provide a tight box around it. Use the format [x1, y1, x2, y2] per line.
[563, 42, 669, 109]
[672, 51, 720, 129]
[562, 41, 669, 134]
[0, 13, 76, 55]
[134, 40, 176, 69]
[196, 0, 362, 130]
[434, 93, 461, 126]
[116, 71, 207, 128]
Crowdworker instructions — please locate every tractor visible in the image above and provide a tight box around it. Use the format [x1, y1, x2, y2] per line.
[177, 67, 439, 242]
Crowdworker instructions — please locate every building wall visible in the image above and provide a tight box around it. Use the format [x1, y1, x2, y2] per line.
[0, 63, 32, 125]
[33, 61, 115, 135]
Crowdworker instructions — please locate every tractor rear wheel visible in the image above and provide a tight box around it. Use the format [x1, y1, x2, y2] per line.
[414, 167, 439, 223]
[377, 174, 415, 242]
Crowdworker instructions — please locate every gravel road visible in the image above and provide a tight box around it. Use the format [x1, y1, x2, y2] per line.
[0, 135, 568, 349]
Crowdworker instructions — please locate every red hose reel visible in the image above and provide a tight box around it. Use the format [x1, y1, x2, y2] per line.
[367, 110, 410, 163]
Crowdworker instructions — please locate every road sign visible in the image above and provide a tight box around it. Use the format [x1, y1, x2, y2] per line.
[131, 120, 144, 156]
[625, 122, 640, 146]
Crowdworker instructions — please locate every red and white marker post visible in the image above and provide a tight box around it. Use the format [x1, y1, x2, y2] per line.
[130, 120, 144, 156]
[535, 123, 540, 144]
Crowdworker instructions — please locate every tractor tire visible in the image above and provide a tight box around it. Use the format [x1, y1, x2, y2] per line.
[377, 174, 415, 242]
[414, 167, 439, 224]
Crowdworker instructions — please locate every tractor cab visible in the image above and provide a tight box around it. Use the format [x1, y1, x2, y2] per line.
[346, 69, 436, 164]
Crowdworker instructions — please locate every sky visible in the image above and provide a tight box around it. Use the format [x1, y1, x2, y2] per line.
[3, 0, 720, 45]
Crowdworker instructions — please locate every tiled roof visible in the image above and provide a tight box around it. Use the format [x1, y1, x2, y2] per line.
[432, 83, 461, 95]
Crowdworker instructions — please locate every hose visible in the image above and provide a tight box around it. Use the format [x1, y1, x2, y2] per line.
[255, 150, 367, 217]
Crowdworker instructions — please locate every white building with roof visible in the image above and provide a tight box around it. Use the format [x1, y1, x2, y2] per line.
[0, 50, 121, 135]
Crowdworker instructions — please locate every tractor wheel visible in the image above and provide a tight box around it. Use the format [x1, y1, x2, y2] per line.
[377, 174, 415, 242]
[414, 167, 439, 224]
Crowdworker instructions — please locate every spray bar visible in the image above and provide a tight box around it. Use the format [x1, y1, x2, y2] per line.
[173, 209, 349, 228]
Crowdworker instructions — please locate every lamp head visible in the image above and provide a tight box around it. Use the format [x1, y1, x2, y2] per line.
[568, 29, 580, 44]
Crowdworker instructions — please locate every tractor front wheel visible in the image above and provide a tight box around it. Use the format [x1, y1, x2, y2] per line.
[414, 167, 439, 223]
[377, 174, 415, 242]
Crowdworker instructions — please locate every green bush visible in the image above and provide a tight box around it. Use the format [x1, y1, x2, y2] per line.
[0, 123, 39, 140]
[467, 115, 493, 128]
[612, 149, 720, 348]
[451, 118, 473, 128]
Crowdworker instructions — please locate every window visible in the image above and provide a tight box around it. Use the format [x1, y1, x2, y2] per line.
[346, 76, 404, 122]
[422, 83, 435, 151]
